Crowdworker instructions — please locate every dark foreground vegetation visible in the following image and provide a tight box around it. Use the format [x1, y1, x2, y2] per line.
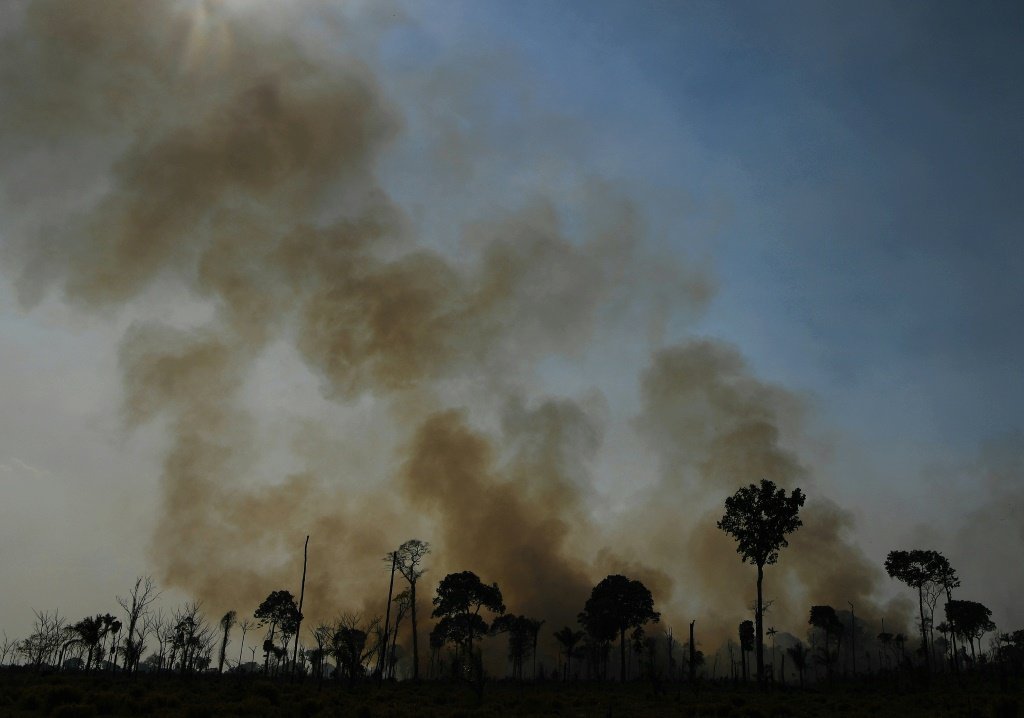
[1, 668, 1022, 718]
[5, 480, 1023, 716]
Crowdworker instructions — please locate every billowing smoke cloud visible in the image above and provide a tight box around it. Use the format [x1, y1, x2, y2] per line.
[909, 432, 1024, 632]
[630, 341, 896, 643]
[402, 405, 597, 632]
[0, 0, 906, 663]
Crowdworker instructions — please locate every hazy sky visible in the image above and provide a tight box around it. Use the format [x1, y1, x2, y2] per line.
[1, 0, 1021, 646]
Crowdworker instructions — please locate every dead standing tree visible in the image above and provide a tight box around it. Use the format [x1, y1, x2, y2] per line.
[291, 535, 309, 676]
[377, 551, 398, 682]
[218, 610, 237, 673]
[116, 576, 159, 675]
[394, 539, 431, 680]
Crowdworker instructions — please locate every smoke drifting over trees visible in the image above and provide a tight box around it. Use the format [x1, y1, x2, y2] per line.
[0, 0, 1017, 663]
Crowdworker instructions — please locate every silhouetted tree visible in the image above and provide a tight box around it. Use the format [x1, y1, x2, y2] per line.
[931, 554, 961, 670]
[718, 479, 805, 688]
[578, 574, 660, 682]
[99, 614, 121, 669]
[218, 610, 236, 673]
[809, 605, 842, 680]
[787, 642, 808, 688]
[116, 576, 159, 674]
[492, 614, 540, 680]
[528, 618, 544, 679]
[395, 539, 430, 680]
[0, 633, 16, 667]
[946, 599, 996, 665]
[236, 617, 253, 672]
[170, 602, 212, 675]
[553, 626, 584, 680]
[387, 589, 412, 679]
[377, 551, 398, 681]
[333, 625, 368, 682]
[884, 549, 950, 672]
[309, 623, 331, 682]
[20, 610, 66, 669]
[71, 616, 106, 671]
[432, 571, 505, 668]
[254, 590, 301, 675]
[739, 620, 754, 682]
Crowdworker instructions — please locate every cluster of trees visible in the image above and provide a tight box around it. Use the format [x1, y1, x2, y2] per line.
[3, 480, 1021, 692]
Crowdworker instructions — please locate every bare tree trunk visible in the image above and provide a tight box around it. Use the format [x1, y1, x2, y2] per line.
[377, 552, 397, 683]
[824, 632, 831, 681]
[620, 627, 627, 682]
[917, 585, 930, 673]
[292, 535, 309, 677]
[756, 563, 765, 689]
[410, 579, 419, 680]
[689, 621, 697, 685]
[945, 586, 960, 674]
[849, 602, 856, 676]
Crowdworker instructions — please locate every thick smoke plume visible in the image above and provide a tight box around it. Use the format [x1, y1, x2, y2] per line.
[1, 0, 902, 660]
[630, 341, 898, 642]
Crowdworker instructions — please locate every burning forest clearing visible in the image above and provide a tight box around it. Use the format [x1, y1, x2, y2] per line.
[1, 1, 1021, 716]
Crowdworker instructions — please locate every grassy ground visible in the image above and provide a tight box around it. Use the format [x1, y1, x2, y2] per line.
[0, 669, 1020, 717]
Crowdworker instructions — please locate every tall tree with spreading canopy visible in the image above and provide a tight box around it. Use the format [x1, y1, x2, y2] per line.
[717, 479, 805, 688]
[578, 574, 660, 682]
[395, 538, 431, 680]
[884, 549, 950, 673]
[491, 614, 542, 680]
[254, 590, 302, 674]
[431, 571, 505, 665]
[945, 599, 996, 664]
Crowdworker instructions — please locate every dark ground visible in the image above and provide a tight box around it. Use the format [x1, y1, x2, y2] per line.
[0, 669, 1020, 717]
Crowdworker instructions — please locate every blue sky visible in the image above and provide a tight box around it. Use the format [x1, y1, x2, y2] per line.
[380, 0, 1024, 455]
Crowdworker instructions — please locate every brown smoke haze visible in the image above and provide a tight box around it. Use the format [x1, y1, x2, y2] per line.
[1, 0, 945, 659]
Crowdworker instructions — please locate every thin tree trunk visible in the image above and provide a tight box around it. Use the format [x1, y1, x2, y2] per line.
[756, 563, 764, 689]
[620, 627, 627, 682]
[689, 621, 696, 685]
[264, 623, 276, 674]
[849, 602, 856, 676]
[292, 535, 309, 677]
[917, 585, 930, 673]
[946, 586, 960, 674]
[389, 619, 400, 679]
[378, 552, 397, 683]
[410, 579, 419, 680]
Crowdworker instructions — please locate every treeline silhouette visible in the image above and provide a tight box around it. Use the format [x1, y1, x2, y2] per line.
[4, 481, 1023, 697]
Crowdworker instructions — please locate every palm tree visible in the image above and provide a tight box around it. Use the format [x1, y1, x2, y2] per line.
[767, 627, 778, 682]
[71, 616, 106, 671]
[553, 627, 584, 680]
[786, 642, 808, 688]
